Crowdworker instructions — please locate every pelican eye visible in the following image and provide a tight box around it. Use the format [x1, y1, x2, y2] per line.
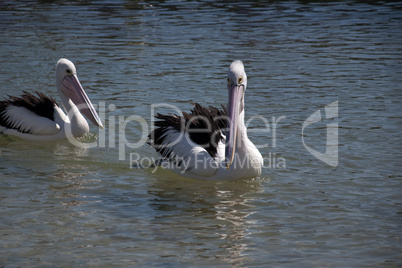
[238, 76, 243, 84]
[66, 69, 72, 75]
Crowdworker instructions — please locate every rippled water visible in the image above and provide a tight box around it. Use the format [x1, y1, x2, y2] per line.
[1, 1, 401, 267]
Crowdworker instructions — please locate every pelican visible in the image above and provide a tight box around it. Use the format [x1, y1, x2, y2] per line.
[149, 60, 263, 181]
[0, 58, 103, 142]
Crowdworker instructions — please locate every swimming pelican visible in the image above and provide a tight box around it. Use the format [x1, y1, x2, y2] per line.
[0, 58, 103, 142]
[149, 60, 263, 181]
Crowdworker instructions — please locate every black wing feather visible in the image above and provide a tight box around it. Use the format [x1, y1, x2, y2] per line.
[148, 103, 227, 158]
[0, 91, 58, 133]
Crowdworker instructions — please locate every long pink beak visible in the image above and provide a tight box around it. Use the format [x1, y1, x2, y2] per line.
[60, 75, 103, 128]
[225, 84, 244, 169]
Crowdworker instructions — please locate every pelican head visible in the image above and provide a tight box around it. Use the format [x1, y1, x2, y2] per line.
[225, 60, 247, 169]
[55, 58, 103, 128]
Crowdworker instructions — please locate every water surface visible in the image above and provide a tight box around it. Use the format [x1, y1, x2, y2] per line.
[0, 1, 401, 267]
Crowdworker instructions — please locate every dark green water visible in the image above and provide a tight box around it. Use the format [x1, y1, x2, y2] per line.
[0, 1, 401, 266]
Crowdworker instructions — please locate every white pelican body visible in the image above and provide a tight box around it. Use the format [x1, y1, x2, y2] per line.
[149, 60, 263, 181]
[0, 58, 103, 142]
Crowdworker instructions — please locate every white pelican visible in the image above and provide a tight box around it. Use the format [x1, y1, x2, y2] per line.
[0, 58, 103, 142]
[149, 60, 263, 181]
